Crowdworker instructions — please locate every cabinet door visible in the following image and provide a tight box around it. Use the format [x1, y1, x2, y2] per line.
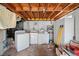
[30, 33, 38, 44]
[38, 33, 49, 44]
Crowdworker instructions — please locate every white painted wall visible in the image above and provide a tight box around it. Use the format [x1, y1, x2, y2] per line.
[23, 21, 29, 31]
[23, 21, 53, 44]
[75, 13, 79, 41]
[73, 8, 79, 41]
[64, 8, 79, 43]
[64, 16, 74, 44]
[29, 21, 39, 32]
[54, 18, 65, 44]
[23, 21, 54, 32]
[54, 10, 75, 44]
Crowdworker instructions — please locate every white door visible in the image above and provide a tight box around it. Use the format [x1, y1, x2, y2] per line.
[64, 17, 74, 44]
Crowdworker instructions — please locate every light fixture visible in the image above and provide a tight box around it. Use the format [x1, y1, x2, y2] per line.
[28, 18, 30, 20]
[43, 9, 46, 13]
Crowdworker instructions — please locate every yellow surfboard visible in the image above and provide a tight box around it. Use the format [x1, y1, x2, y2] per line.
[56, 27, 64, 46]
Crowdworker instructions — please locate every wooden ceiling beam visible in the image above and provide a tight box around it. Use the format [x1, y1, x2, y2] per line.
[21, 12, 29, 19]
[47, 3, 55, 11]
[11, 3, 22, 11]
[52, 3, 73, 19]
[32, 12, 35, 20]
[48, 11, 54, 18]
[48, 3, 61, 18]
[1, 3, 79, 21]
[12, 4, 31, 20]
[42, 4, 47, 20]
[31, 4, 40, 21]
[54, 4, 79, 20]
[45, 4, 49, 19]
[2, 3, 72, 12]
[44, 4, 48, 19]
[4, 3, 65, 12]
[18, 4, 24, 10]
[16, 12, 27, 20]
[54, 3, 61, 11]
[19, 4, 32, 20]
[46, 4, 50, 20]
[31, 3, 39, 11]
[30, 4, 35, 19]
[20, 3, 30, 11]
[50, 3, 70, 20]
[38, 3, 40, 19]
[1, 3, 27, 20]
[28, 3, 34, 19]
[25, 11, 31, 20]
[50, 11, 60, 19]
[1, 3, 15, 12]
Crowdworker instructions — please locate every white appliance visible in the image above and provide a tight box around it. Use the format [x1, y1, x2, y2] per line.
[30, 32, 49, 44]
[38, 32, 49, 44]
[15, 30, 29, 52]
[30, 33, 38, 44]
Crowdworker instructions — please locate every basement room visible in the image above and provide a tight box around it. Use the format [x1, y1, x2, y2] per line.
[0, 3, 79, 56]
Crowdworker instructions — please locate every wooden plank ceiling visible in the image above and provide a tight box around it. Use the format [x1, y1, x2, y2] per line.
[1, 3, 79, 21]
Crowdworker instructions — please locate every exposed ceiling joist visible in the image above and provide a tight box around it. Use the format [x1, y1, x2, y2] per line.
[50, 3, 70, 20]
[52, 3, 73, 20]
[55, 4, 79, 20]
[1, 3, 79, 21]
[28, 3, 34, 19]
[54, 3, 79, 20]
[43, 4, 48, 20]
[20, 3, 30, 11]
[17, 12, 28, 20]
[48, 3, 61, 18]
[2, 4, 15, 12]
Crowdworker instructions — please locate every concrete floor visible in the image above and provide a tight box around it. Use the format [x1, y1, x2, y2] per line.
[3, 44, 56, 56]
